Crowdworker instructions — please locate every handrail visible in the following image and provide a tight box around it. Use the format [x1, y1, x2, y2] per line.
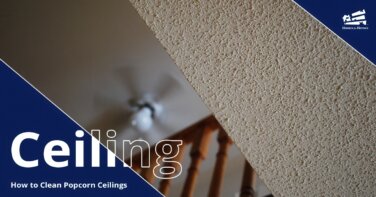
[124, 115, 219, 166]
[125, 115, 264, 197]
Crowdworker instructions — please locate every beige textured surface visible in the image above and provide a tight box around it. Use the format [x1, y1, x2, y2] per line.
[129, 0, 376, 196]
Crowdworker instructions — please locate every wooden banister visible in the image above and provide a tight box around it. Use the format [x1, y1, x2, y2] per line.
[124, 115, 218, 166]
[181, 125, 213, 197]
[208, 129, 232, 197]
[140, 151, 158, 183]
[124, 115, 269, 197]
[159, 144, 186, 195]
[240, 160, 256, 197]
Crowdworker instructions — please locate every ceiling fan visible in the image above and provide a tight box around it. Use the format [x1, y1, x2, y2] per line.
[91, 65, 183, 142]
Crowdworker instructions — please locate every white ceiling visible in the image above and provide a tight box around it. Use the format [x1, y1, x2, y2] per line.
[0, 0, 210, 142]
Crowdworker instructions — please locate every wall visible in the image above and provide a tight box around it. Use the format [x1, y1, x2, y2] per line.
[129, 0, 376, 196]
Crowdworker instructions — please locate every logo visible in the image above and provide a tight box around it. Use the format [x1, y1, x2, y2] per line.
[342, 9, 368, 30]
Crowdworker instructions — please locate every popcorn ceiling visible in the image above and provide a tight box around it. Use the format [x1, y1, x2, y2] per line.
[129, 0, 376, 196]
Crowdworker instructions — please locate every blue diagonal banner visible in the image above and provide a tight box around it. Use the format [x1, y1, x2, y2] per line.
[293, 0, 376, 66]
[0, 59, 162, 197]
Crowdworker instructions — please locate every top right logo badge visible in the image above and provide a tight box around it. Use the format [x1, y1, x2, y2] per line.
[342, 9, 368, 30]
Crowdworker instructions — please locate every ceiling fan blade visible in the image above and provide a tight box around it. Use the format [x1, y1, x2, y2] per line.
[93, 72, 136, 110]
[143, 121, 169, 144]
[114, 66, 145, 99]
[147, 118, 174, 142]
[93, 93, 127, 110]
[153, 74, 183, 103]
[87, 108, 131, 136]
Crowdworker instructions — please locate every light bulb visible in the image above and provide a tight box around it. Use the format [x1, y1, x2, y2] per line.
[131, 107, 153, 132]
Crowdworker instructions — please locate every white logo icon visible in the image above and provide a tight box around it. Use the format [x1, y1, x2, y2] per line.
[343, 9, 367, 26]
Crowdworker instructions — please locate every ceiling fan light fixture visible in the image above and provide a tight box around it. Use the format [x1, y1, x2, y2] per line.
[131, 106, 154, 132]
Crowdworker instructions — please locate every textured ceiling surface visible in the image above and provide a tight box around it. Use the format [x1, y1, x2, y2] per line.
[129, 0, 376, 196]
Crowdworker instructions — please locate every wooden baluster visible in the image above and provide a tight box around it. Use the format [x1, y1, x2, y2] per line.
[181, 126, 213, 197]
[140, 151, 158, 183]
[208, 130, 232, 197]
[240, 160, 256, 197]
[159, 144, 186, 195]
